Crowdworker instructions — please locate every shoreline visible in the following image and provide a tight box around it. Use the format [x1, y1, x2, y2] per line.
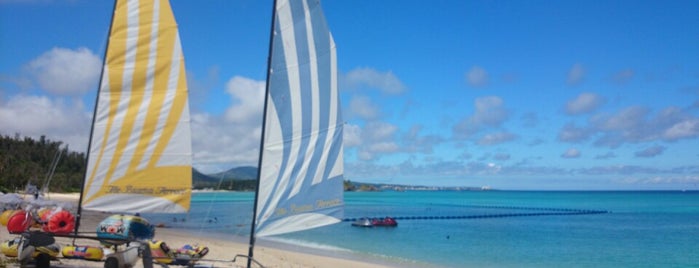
[1, 192, 400, 268]
[178, 227, 430, 268]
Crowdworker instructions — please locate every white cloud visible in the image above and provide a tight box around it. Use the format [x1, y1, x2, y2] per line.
[558, 122, 592, 142]
[663, 119, 699, 140]
[349, 95, 380, 120]
[353, 121, 400, 161]
[466, 66, 489, 87]
[0, 95, 90, 150]
[190, 112, 262, 173]
[453, 96, 509, 139]
[343, 123, 362, 148]
[357, 150, 374, 161]
[192, 75, 265, 172]
[565, 92, 604, 115]
[594, 152, 617, 159]
[26, 47, 101, 95]
[634, 145, 665, 158]
[567, 63, 585, 85]
[584, 105, 699, 147]
[343, 67, 406, 94]
[367, 142, 400, 153]
[614, 175, 699, 186]
[472, 96, 508, 125]
[401, 124, 443, 154]
[363, 121, 397, 141]
[477, 132, 517, 145]
[223, 76, 265, 125]
[493, 153, 511, 161]
[612, 69, 635, 84]
[561, 148, 581, 158]
[592, 106, 648, 132]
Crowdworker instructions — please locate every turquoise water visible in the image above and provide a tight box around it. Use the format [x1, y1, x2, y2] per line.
[147, 191, 699, 267]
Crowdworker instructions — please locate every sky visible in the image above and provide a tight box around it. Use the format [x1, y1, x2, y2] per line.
[1, 0, 698, 190]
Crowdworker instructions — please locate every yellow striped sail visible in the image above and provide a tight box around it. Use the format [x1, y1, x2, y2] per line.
[81, 0, 191, 213]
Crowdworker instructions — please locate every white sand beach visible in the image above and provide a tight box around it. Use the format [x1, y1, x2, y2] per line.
[1, 193, 395, 268]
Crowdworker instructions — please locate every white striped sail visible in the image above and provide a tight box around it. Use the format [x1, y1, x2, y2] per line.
[81, 0, 192, 214]
[255, 0, 343, 237]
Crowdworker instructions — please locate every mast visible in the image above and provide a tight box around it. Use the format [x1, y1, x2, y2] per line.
[41, 147, 63, 194]
[246, 0, 279, 266]
[74, 0, 119, 240]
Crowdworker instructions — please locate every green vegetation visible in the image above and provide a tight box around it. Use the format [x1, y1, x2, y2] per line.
[193, 178, 258, 191]
[343, 180, 379, 192]
[343, 180, 356, 191]
[0, 134, 85, 193]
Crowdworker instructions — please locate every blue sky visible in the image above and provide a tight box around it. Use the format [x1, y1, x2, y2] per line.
[1, 0, 698, 190]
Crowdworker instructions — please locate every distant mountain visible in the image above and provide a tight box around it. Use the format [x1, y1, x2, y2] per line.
[192, 166, 258, 191]
[193, 166, 486, 192]
[343, 180, 489, 192]
[192, 168, 219, 183]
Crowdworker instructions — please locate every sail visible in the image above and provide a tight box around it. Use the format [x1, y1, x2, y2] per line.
[81, 0, 192, 214]
[255, 0, 343, 237]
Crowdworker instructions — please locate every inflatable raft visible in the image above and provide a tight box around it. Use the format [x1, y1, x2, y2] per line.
[6, 210, 33, 234]
[41, 209, 75, 234]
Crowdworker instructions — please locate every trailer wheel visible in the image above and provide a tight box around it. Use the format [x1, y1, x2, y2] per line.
[104, 256, 120, 268]
[35, 253, 50, 268]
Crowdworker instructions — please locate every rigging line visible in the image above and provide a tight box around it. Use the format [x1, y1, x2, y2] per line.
[194, 167, 228, 237]
[42, 146, 63, 194]
[73, 0, 119, 246]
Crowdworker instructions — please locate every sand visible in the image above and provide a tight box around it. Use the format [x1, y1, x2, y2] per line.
[0, 193, 396, 268]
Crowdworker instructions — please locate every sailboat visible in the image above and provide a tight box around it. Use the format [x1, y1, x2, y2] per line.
[16, 0, 192, 267]
[239, 0, 344, 266]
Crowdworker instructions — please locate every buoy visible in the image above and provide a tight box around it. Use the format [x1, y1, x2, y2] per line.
[61, 245, 104, 261]
[42, 210, 75, 234]
[7, 211, 33, 234]
[0, 210, 18, 226]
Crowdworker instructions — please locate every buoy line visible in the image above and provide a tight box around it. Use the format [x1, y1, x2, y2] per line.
[342, 206, 609, 222]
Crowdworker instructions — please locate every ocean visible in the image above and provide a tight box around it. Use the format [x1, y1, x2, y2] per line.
[146, 191, 699, 267]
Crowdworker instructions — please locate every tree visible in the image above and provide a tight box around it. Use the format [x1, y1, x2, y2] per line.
[0, 134, 85, 193]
